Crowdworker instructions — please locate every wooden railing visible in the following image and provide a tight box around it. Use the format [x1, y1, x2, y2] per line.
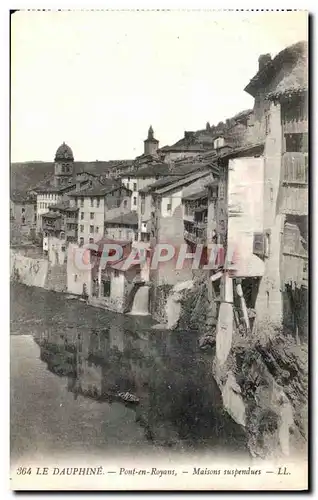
[282, 119, 308, 135]
[283, 251, 308, 287]
[184, 222, 207, 245]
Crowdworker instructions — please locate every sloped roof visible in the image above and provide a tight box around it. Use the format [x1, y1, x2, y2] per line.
[105, 212, 138, 227]
[266, 50, 308, 99]
[68, 179, 121, 197]
[41, 211, 61, 219]
[110, 257, 140, 271]
[34, 175, 79, 194]
[139, 176, 182, 194]
[153, 168, 213, 196]
[245, 41, 308, 97]
[49, 202, 78, 212]
[10, 159, 133, 197]
[182, 189, 208, 202]
[123, 162, 171, 178]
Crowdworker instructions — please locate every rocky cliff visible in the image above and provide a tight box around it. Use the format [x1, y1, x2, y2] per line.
[171, 274, 308, 459]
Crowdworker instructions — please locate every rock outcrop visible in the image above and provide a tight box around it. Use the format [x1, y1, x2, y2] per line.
[174, 274, 308, 459]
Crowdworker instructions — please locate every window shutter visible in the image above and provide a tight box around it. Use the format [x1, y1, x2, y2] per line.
[253, 232, 265, 257]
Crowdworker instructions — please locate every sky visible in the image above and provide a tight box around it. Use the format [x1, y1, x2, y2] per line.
[10, 10, 308, 162]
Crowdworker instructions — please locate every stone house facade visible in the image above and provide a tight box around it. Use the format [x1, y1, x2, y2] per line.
[207, 41, 308, 339]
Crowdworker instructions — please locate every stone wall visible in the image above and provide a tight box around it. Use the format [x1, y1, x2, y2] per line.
[44, 262, 67, 293]
[255, 100, 284, 326]
[150, 283, 173, 323]
[10, 248, 67, 293]
[11, 249, 48, 288]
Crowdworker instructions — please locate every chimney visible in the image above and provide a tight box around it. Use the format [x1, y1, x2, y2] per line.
[258, 53, 271, 71]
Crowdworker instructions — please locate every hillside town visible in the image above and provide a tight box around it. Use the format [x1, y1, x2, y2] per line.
[11, 40, 308, 464]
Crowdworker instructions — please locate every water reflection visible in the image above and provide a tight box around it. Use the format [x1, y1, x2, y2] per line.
[34, 322, 247, 452]
[11, 283, 247, 454]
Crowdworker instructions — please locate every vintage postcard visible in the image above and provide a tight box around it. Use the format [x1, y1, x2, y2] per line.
[10, 9, 309, 491]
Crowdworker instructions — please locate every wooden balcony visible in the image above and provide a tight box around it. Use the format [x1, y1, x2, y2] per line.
[66, 216, 78, 224]
[42, 220, 61, 232]
[281, 153, 308, 215]
[283, 252, 308, 288]
[184, 221, 207, 245]
[282, 119, 308, 135]
[66, 229, 77, 239]
[282, 152, 308, 185]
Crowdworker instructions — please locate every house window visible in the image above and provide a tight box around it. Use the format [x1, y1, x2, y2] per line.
[21, 216, 25, 224]
[253, 232, 269, 258]
[90, 197, 94, 207]
[285, 133, 308, 153]
[134, 232, 138, 241]
[80, 197, 84, 207]
[141, 195, 145, 214]
[167, 202, 172, 213]
[96, 226, 99, 233]
[116, 199, 121, 208]
[34, 213, 37, 223]
[61, 245, 66, 252]
[90, 212, 94, 219]
[89, 237, 94, 244]
[74, 274, 78, 282]
[128, 176, 131, 182]
[133, 183, 137, 191]
[81, 212, 84, 220]
[102, 280, 111, 297]
[80, 224, 84, 232]
[96, 199, 100, 208]
[21, 207, 25, 214]
[123, 200, 128, 208]
[114, 269, 120, 278]
[79, 237, 84, 247]
[90, 225, 94, 233]
[133, 196, 137, 206]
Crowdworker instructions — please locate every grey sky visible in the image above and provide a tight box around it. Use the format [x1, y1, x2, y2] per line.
[11, 10, 308, 162]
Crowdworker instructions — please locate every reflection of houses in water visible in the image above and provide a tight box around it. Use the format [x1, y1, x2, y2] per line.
[36, 325, 246, 450]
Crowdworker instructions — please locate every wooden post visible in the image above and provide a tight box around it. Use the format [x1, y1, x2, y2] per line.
[236, 282, 251, 334]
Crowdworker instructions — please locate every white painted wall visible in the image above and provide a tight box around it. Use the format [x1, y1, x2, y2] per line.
[161, 189, 182, 217]
[122, 176, 156, 213]
[36, 193, 61, 229]
[110, 271, 125, 300]
[77, 196, 105, 244]
[214, 136, 225, 149]
[66, 243, 92, 296]
[227, 156, 265, 277]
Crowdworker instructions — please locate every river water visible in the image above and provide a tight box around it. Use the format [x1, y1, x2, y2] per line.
[10, 282, 247, 466]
